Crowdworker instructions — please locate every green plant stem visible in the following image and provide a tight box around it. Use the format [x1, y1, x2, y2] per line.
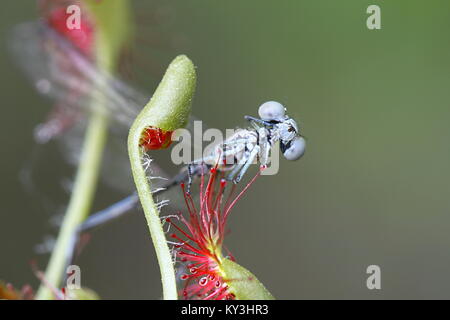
[128, 55, 196, 300]
[128, 142, 178, 299]
[35, 110, 108, 300]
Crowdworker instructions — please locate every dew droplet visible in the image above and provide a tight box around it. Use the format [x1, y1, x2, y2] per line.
[226, 293, 235, 300]
[199, 276, 208, 286]
[180, 274, 189, 280]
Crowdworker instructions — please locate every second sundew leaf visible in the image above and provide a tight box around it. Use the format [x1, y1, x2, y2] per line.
[220, 258, 275, 300]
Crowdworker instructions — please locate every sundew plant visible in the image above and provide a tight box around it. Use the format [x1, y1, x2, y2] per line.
[2, 0, 305, 300]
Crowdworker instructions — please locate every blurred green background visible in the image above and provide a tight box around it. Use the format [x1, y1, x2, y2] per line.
[1, 0, 450, 299]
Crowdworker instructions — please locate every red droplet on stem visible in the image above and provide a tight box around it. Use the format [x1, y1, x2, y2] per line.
[139, 127, 173, 150]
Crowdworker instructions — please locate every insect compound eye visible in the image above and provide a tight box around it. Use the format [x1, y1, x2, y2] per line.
[281, 136, 306, 161]
[258, 101, 286, 120]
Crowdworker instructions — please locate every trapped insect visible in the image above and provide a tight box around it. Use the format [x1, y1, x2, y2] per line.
[10, 19, 306, 269]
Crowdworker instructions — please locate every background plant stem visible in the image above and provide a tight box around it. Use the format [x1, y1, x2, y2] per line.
[35, 110, 108, 300]
[34, 0, 132, 299]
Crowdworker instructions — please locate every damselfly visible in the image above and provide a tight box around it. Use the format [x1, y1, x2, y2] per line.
[11, 19, 306, 189]
[10, 17, 306, 268]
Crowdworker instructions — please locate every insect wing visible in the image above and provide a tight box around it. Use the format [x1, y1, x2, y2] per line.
[8, 21, 146, 129]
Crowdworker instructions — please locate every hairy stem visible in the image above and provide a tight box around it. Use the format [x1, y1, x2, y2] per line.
[128, 55, 196, 300]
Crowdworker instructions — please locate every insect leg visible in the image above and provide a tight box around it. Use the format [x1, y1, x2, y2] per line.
[226, 145, 251, 183]
[187, 163, 195, 194]
[244, 116, 272, 129]
[226, 160, 244, 182]
[186, 160, 213, 193]
[258, 127, 271, 166]
[234, 145, 261, 184]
